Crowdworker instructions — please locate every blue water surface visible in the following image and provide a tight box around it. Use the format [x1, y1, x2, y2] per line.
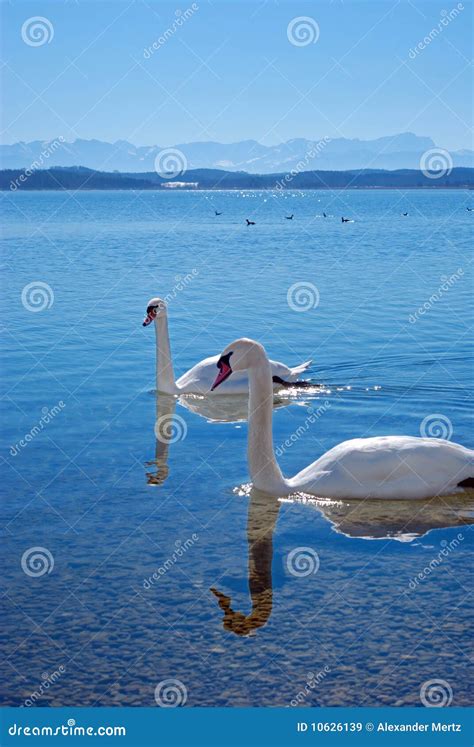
[1, 188, 473, 707]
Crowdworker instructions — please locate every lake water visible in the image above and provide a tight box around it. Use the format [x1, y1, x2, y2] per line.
[1, 188, 473, 708]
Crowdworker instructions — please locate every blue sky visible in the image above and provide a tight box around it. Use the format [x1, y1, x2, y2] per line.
[1, 0, 472, 149]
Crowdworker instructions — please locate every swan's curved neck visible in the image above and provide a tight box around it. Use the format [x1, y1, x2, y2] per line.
[154, 313, 177, 394]
[247, 359, 286, 494]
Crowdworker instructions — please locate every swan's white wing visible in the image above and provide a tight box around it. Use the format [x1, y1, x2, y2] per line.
[176, 356, 312, 394]
[176, 355, 251, 394]
[288, 436, 474, 500]
[268, 358, 312, 381]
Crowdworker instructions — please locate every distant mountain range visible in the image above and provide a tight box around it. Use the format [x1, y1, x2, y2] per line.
[2, 165, 473, 191]
[1, 133, 473, 173]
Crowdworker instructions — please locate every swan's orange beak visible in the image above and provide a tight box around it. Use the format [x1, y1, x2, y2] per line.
[211, 361, 232, 391]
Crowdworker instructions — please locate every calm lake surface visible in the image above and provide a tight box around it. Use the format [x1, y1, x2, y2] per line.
[1, 188, 473, 707]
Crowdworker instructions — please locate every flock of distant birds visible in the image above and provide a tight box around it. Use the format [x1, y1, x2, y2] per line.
[213, 207, 473, 224]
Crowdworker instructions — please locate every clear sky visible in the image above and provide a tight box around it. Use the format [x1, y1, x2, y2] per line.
[1, 0, 472, 150]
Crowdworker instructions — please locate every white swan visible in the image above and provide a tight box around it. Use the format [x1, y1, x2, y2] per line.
[143, 298, 312, 395]
[211, 338, 474, 499]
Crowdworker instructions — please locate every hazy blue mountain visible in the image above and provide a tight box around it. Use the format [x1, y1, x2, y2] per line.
[1, 133, 472, 173]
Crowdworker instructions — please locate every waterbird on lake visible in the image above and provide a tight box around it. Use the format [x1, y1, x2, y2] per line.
[211, 338, 474, 499]
[285, 215, 294, 220]
[323, 212, 327, 217]
[341, 217, 351, 223]
[402, 212, 409, 216]
[246, 219, 256, 225]
[467, 207, 473, 211]
[215, 210, 222, 216]
[143, 299, 312, 395]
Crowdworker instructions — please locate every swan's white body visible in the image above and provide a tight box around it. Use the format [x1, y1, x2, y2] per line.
[143, 298, 312, 396]
[212, 339, 474, 500]
[174, 354, 311, 395]
[286, 435, 473, 500]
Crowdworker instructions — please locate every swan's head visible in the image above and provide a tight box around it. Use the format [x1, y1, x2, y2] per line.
[211, 338, 265, 391]
[143, 297, 167, 326]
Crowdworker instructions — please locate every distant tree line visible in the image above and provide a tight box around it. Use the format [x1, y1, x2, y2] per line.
[1, 166, 473, 191]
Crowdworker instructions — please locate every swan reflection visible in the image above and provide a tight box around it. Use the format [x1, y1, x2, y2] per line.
[145, 394, 176, 486]
[145, 391, 310, 485]
[177, 391, 308, 423]
[211, 489, 280, 636]
[278, 490, 474, 542]
[211, 487, 474, 635]
[304, 492, 474, 541]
